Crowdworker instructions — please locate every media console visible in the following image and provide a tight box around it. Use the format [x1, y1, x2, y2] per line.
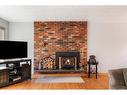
[0, 59, 31, 88]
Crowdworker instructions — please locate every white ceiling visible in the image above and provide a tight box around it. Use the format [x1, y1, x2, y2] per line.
[0, 6, 127, 22]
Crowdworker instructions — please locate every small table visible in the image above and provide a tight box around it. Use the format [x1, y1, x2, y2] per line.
[87, 61, 98, 79]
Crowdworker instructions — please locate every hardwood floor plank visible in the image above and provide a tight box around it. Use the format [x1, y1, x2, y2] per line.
[1, 73, 109, 89]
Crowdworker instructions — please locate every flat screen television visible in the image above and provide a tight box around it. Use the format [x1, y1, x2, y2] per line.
[0, 41, 27, 59]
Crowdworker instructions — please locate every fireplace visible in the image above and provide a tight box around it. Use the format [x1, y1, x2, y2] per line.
[59, 57, 77, 70]
[34, 21, 87, 71]
[55, 52, 80, 70]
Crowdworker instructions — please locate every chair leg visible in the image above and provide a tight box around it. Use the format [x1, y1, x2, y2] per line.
[96, 64, 97, 79]
[88, 64, 90, 78]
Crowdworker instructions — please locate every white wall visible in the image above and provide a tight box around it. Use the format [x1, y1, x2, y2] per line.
[9, 7, 127, 73]
[0, 18, 9, 40]
[88, 21, 127, 73]
[9, 22, 34, 73]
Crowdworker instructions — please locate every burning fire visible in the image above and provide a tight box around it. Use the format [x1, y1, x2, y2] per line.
[65, 59, 70, 65]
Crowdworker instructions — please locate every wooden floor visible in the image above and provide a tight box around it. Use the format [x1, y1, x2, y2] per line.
[1, 73, 109, 89]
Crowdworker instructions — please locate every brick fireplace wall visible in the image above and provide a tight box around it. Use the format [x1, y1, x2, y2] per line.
[34, 21, 87, 70]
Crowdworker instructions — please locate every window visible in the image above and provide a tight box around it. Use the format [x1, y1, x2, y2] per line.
[0, 27, 5, 40]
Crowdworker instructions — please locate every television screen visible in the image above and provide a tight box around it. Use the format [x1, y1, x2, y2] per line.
[0, 41, 27, 59]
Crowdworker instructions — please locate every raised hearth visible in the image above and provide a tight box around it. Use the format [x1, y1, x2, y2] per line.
[37, 51, 87, 73]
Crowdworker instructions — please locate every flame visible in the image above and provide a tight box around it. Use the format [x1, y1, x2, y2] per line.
[67, 59, 70, 62]
[65, 59, 70, 64]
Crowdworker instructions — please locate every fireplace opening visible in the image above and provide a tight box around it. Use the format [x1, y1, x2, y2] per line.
[59, 57, 77, 70]
[56, 52, 80, 70]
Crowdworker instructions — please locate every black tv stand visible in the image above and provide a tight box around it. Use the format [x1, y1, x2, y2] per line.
[0, 59, 31, 88]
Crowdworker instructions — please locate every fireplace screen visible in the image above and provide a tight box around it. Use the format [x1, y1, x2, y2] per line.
[59, 57, 77, 70]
